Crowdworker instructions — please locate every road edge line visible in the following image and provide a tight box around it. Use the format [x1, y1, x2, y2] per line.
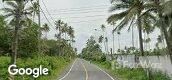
[81, 60, 88, 80]
[59, 59, 77, 80]
[94, 63, 115, 80]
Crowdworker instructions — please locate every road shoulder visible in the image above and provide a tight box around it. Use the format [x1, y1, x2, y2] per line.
[57, 59, 76, 80]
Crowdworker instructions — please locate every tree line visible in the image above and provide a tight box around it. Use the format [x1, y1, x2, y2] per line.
[0, 0, 77, 66]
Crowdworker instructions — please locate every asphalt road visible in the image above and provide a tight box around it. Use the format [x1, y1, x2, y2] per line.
[58, 59, 115, 80]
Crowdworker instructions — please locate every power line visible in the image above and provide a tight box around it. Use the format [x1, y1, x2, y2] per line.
[48, 4, 109, 12]
[46, 10, 108, 15]
[40, 7, 53, 26]
[55, 14, 108, 19]
[41, 0, 55, 23]
[49, 7, 108, 13]
[68, 18, 105, 23]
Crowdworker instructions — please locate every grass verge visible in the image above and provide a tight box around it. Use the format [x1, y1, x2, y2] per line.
[93, 60, 171, 80]
[0, 56, 72, 80]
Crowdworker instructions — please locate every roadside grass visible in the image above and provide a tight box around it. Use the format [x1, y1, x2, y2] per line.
[0, 56, 72, 80]
[93, 61, 171, 80]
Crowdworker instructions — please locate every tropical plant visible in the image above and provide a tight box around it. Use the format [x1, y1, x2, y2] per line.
[0, 15, 11, 56]
[1, 0, 33, 64]
[41, 23, 50, 38]
[145, 0, 172, 55]
[107, 0, 153, 56]
[55, 20, 64, 39]
[100, 24, 109, 54]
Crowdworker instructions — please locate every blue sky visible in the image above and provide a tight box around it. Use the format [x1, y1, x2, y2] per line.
[0, 0, 161, 53]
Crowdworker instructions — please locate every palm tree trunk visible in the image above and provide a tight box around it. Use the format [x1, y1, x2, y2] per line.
[104, 41, 107, 54]
[132, 26, 134, 47]
[106, 40, 109, 54]
[138, 17, 144, 56]
[11, 11, 20, 65]
[11, 26, 19, 65]
[113, 33, 115, 54]
[118, 35, 120, 50]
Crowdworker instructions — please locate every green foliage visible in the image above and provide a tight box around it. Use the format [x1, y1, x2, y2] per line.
[18, 23, 39, 58]
[0, 16, 11, 55]
[81, 36, 105, 61]
[94, 60, 171, 80]
[0, 56, 71, 80]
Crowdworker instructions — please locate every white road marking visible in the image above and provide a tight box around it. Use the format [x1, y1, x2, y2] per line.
[59, 59, 77, 80]
[80, 60, 88, 80]
[94, 64, 115, 80]
[84, 60, 115, 80]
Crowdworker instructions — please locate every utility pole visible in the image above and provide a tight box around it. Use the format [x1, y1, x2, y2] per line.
[37, 0, 41, 53]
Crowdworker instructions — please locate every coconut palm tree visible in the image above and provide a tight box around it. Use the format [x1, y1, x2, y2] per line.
[68, 26, 75, 45]
[107, 0, 156, 56]
[1, 0, 33, 64]
[100, 24, 108, 54]
[30, 1, 39, 23]
[105, 37, 109, 54]
[62, 23, 68, 39]
[55, 20, 64, 39]
[117, 32, 121, 50]
[41, 23, 49, 38]
[146, 0, 172, 54]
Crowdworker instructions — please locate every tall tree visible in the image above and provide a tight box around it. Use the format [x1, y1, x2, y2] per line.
[55, 20, 64, 39]
[41, 23, 50, 38]
[107, 0, 155, 56]
[146, 0, 172, 55]
[100, 24, 108, 54]
[1, 0, 32, 64]
[117, 32, 121, 50]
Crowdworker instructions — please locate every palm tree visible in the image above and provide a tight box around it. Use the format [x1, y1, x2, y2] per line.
[111, 22, 116, 55]
[62, 23, 68, 39]
[30, 1, 39, 23]
[105, 37, 109, 54]
[41, 23, 49, 38]
[55, 20, 64, 39]
[147, 0, 172, 54]
[131, 26, 135, 48]
[68, 26, 75, 45]
[117, 32, 121, 50]
[98, 35, 103, 51]
[1, 0, 32, 64]
[100, 24, 108, 54]
[107, 0, 156, 56]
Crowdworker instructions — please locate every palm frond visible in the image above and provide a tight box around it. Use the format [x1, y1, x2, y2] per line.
[107, 10, 128, 24]
[1, 8, 14, 13]
[109, 4, 129, 12]
[3, 13, 13, 18]
[6, 1, 17, 9]
[162, 0, 172, 16]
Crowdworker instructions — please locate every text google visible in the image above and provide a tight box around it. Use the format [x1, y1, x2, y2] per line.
[8, 64, 48, 78]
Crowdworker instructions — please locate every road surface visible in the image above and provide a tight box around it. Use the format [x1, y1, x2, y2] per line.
[58, 59, 115, 80]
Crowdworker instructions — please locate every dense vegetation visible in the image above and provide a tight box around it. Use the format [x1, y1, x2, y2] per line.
[81, 36, 171, 80]
[0, 0, 172, 80]
[81, 0, 172, 80]
[0, 0, 76, 80]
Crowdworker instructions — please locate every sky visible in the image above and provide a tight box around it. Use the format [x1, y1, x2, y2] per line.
[0, 0, 161, 53]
